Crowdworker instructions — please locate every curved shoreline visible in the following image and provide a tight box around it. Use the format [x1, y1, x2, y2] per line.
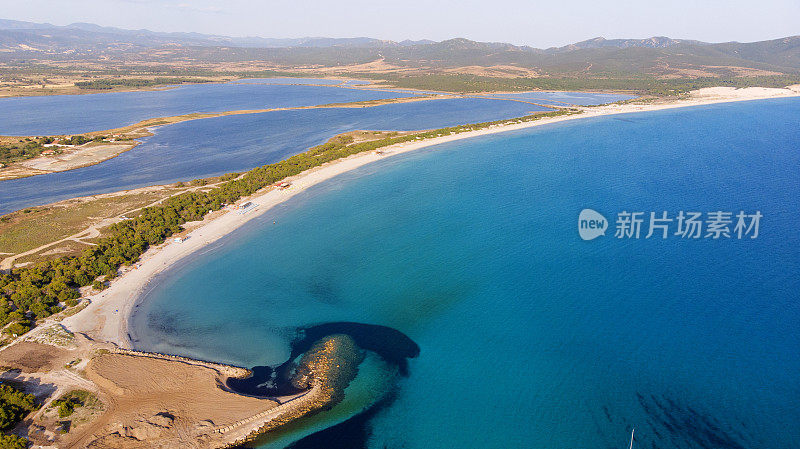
[60, 85, 800, 350]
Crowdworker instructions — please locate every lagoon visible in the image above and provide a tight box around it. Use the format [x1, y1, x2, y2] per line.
[0, 97, 548, 214]
[0, 82, 415, 136]
[230, 78, 370, 85]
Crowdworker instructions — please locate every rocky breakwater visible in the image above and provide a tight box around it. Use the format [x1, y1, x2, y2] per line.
[216, 333, 365, 448]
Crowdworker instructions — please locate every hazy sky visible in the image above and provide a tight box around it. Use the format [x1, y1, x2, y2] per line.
[3, 0, 799, 47]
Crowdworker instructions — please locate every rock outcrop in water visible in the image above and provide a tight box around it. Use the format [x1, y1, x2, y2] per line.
[225, 322, 421, 448]
[217, 334, 365, 447]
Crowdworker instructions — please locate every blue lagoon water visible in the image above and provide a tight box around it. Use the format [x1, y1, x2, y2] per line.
[0, 82, 415, 135]
[230, 78, 357, 85]
[132, 98, 800, 448]
[231, 78, 372, 86]
[0, 98, 546, 214]
[485, 91, 636, 105]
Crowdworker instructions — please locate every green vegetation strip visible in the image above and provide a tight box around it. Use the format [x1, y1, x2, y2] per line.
[1, 135, 110, 166]
[355, 73, 800, 96]
[74, 77, 215, 90]
[0, 109, 574, 337]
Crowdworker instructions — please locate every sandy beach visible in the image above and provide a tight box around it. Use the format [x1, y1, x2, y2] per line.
[61, 85, 800, 348]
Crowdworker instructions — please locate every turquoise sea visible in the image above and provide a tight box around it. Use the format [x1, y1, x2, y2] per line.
[129, 97, 800, 448]
[131, 99, 800, 449]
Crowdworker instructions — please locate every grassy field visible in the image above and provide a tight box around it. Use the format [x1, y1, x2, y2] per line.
[14, 240, 97, 266]
[0, 187, 183, 255]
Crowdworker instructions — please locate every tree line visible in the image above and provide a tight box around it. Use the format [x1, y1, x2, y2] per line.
[0, 135, 106, 166]
[357, 73, 800, 96]
[0, 384, 36, 448]
[74, 78, 214, 90]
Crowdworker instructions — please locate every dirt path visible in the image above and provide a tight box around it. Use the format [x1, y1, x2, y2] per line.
[0, 181, 225, 270]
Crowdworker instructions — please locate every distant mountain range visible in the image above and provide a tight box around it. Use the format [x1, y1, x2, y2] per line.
[549, 36, 705, 51]
[0, 19, 434, 48]
[1, 19, 798, 76]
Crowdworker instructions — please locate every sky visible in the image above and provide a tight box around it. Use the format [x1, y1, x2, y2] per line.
[2, 0, 799, 47]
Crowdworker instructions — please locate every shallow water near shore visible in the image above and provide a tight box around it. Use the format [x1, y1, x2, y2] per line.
[132, 98, 800, 448]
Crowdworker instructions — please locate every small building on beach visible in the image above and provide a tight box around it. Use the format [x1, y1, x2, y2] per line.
[234, 201, 257, 214]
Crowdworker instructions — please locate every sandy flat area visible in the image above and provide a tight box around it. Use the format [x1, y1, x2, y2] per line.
[16, 143, 136, 175]
[62, 85, 800, 348]
[60, 352, 279, 449]
[0, 164, 49, 180]
[0, 330, 286, 448]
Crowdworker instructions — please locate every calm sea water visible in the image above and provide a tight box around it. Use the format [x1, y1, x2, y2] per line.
[0, 98, 548, 214]
[132, 98, 800, 449]
[0, 82, 415, 135]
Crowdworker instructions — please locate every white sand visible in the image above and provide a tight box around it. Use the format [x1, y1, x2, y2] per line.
[21, 144, 136, 172]
[61, 85, 800, 347]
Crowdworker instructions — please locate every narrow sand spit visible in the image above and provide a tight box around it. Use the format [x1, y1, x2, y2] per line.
[61, 85, 800, 347]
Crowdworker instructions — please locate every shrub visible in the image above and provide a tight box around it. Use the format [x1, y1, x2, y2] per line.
[3, 321, 30, 337]
[0, 433, 28, 449]
[0, 385, 36, 431]
[52, 390, 94, 419]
